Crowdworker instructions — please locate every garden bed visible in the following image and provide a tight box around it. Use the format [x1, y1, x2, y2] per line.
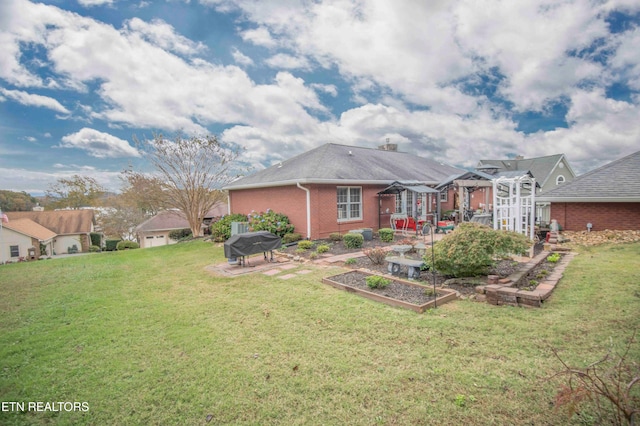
[322, 270, 458, 313]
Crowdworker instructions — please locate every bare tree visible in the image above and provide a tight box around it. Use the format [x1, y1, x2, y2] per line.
[136, 133, 241, 237]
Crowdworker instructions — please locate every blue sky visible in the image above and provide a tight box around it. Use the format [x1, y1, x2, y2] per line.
[1, 0, 639, 195]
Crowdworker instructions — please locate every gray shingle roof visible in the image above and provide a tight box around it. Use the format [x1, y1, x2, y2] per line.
[478, 153, 572, 187]
[537, 150, 640, 202]
[224, 143, 464, 190]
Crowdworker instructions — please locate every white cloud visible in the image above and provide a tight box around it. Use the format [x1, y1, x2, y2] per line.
[58, 128, 140, 158]
[125, 18, 206, 56]
[231, 47, 254, 66]
[265, 53, 310, 70]
[240, 27, 277, 48]
[0, 87, 70, 114]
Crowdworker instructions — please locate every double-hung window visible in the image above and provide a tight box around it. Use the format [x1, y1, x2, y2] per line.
[337, 187, 362, 221]
[9, 245, 19, 257]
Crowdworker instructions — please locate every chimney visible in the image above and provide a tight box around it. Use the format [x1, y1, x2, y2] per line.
[378, 138, 397, 151]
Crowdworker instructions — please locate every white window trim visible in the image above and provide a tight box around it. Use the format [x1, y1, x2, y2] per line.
[556, 175, 566, 185]
[440, 190, 448, 202]
[337, 186, 362, 222]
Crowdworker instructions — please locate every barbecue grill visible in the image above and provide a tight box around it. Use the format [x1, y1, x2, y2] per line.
[224, 231, 282, 266]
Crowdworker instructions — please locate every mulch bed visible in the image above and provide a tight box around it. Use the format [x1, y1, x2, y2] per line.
[326, 270, 437, 305]
[280, 236, 540, 298]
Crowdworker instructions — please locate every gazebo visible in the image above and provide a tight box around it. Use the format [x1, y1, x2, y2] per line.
[377, 181, 441, 233]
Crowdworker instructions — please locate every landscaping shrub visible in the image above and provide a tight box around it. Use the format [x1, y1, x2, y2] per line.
[329, 232, 343, 241]
[366, 275, 390, 289]
[297, 240, 314, 250]
[378, 228, 394, 242]
[116, 240, 140, 250]
[316, 244, 330, 254]
[90, 232, 101, 248]
[343, 233, 364, 249]
[169, 228, 192, 241]
[210, 213, 248, 242]
[89, 245, 101, 253]
[425, 222, 530, 277]
[105, 239, 121, 251]
[248, 209, 295, 238]
[364, 247, 387, 265]
[547, 252, 561, 263]
[282, 233, 302, 244]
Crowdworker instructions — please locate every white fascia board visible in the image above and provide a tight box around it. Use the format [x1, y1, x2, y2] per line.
[224, 179, 439, 190]
[537, 197, 640, 202]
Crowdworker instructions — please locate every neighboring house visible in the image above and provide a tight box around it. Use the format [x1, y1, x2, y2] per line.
[477, 154, 577, 226]
[537, 150, 640, 231]
[223, 143, 464, 240]
[4, 210, 96, 256]
[0, 218, 57, 263]
[136, 204, 227, 248]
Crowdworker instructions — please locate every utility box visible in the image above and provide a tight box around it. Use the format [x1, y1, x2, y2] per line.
[231, 222, 249, 236]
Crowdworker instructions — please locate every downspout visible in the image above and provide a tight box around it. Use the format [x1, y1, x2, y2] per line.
[297, 182, 311, 239]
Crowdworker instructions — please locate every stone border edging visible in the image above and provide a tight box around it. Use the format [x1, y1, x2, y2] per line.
[478, 251, 577, 308]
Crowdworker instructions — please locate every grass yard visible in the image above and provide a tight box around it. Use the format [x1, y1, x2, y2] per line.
[0, 241, 638, 425]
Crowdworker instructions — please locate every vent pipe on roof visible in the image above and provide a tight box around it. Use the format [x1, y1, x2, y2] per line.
[378, 138, 397, 151]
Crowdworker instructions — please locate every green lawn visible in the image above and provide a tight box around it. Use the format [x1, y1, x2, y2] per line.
[1, 241, 638, 425]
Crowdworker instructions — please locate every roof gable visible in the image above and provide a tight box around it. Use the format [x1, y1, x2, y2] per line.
[225, 143, 464, 190]
[2, 218, 57, 241]
[538, 150, 640, 201]
[478, 154, 574, 186]
[136, 210, 189, 232]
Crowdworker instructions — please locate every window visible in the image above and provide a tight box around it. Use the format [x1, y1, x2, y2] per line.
[10, 245, 19, 257]
[439, 190, 448, 202]
[556, 175, 565, 185]
[337, 187, 362, 221]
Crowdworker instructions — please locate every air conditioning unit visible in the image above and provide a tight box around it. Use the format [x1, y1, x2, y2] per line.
[231, 222, 249, 236]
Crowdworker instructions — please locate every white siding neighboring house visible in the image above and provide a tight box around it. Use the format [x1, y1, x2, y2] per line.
[4, 210, 96, 256]
[0, 218, 56, 263]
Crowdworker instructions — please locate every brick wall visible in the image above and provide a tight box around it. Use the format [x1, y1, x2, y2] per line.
[229, 184, 394, 239]
[550, 202, 640, 231]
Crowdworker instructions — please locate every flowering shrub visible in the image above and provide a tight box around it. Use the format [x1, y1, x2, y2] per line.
[248, 209, 295, 238]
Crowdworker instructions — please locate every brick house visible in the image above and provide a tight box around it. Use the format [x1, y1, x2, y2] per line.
[537, 150, 640, 231]
[223, 143, 464, 240]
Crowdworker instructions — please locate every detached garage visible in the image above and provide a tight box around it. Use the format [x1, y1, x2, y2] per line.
[537, 150, 640, 231]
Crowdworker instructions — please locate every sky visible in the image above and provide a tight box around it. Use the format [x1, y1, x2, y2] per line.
[1, 0, 640, 196]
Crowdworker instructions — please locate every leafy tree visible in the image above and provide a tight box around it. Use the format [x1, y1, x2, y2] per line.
[119, 168, 166, 216]
[425, 222, 531, 277]
[135, 133, 242, 237]
[0, 190, 38, 211]
[45, 175, 105, 209]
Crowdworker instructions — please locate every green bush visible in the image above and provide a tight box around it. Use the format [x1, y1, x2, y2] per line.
[366, 275, 390, 289]
[210, 214, 248, 242]
[297, 240, 314, 250]
[317, 244, 330, 254]
[425, 222, 531, 277]
[329, 232, 343, 241]
[282, 233, 302, 244]
[89, 245, 101, 253]
[116, 240, 140, 250]
[547, 253, 561, 263]
[105, 239, 121, 251]
[378, 228, 395, 242]
[169, 228, 192, 241]
[90, 232, 101, 248]
[248, 209, 295, 238]
[343, 233, 364, 249]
